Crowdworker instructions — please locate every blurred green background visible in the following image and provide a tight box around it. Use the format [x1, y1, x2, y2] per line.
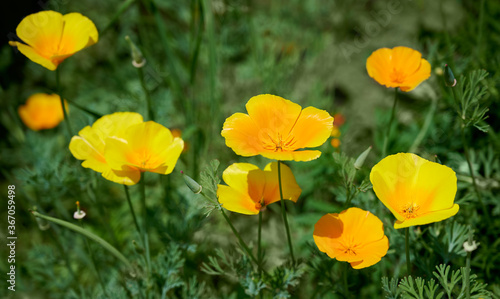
[1, 0, 500, 298]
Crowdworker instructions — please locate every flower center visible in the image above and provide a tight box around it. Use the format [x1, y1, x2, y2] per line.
[262, 133, 297, 152]
[342, 245, 357, 256]
[401, 202, 420, 219]
[390, 69, 406, 84]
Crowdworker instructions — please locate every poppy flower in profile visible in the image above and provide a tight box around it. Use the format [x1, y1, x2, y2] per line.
[221, 94, 334, 161]
[370, 153, 459, 229]
[366, 46, 431, 92]
[313, 207, 389, 269]
[9, 10, 98, 71]
[70, 112, 145, 185]
[18, 93, 67, 131]
[217, 162, 302, 215]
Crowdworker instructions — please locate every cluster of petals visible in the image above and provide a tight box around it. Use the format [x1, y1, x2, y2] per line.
[9, 10, 98, 70]
[69, 112, 184, 185]
[18, 93, 67, 131]
[366, 46, 431, 92]
[370, 153, 459, 229]
[313, 207, 389, 269]
[217, 162, 302, 215]
[221, 94, 334, 162]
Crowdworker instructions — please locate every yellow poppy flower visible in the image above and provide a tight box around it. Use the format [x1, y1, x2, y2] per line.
[18, 93, 67, 131]
[9, 10, 98, 71]
[70, 112, 144, 185]
[217, 162, 302, 215]
[370, 153, 459, 229]
[366, 46, 431, 92]
[313, 207, 389, 269]
[221, 94, 334, 161]
[104, 121, 184, 176]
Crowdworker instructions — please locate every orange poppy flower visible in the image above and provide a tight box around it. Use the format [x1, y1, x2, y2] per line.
[370, 153, 459, 229]
[221, 94, 334, 161]
[313, 207, 389, 269]
[366, 46, 431, 92]
[217, 162, 302, 215]
[18, 93, 67, 131]
[9, 10, 98, 71]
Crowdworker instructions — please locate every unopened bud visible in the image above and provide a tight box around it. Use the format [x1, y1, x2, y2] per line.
[444, 64, 456, 87]
[354, 146, 372, 170]
[125, 36, 146, 68]
[181, 171, 202, 194]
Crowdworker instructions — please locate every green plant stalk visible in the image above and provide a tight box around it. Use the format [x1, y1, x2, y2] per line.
[137, 67, 155, 121]
[465, 251, 471, 299]
[476, 0, 485, 60]
[278, 161, 295, 264]
[405, 227, 411, 275]
[124, 185, 141, 235]
[409, 97, 437, 153]
[55, 68, 73, 136]
[343, 262, 350, 298]
[257, 211, 262, 277]
[203, 0, 218, 129]
[79, 220, 109, 297]
[382, 88, 398, 158]
[31, 210, 134, 272]
[66, 98, 103, 119]
[101, 0, 136, 35]
[219, 208, 268, 276]
[139, 176, 152, 289]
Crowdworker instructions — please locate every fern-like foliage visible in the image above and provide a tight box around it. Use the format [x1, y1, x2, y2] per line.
[199, 159, 223, 216]
[382, 264, 492, 299]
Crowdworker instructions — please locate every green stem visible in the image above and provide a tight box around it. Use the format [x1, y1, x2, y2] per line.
[409, 97, 437, 153]
[55, 68, 73, 136]
[257, 211, 263, 276]
[137, 67, 154, 121]
[220, 208, 268, 275]
[202, 0, 218, 129]
[465, 226, 473, 299]
[277, 161, 295, 264]
[31, 210, 134, 274]
[100, 0, 136, 35]
[460, 126, 491, 224]
[382, 88, 398, 158]
[476, 0, 485, 60]
[405, 227, 411, 275]
[124, 185, 141, 235]
[79, 220, 109, 297]
[65, 98, 103, 119]
[343, 262, 350, 298]
[139, 175, 152, 287]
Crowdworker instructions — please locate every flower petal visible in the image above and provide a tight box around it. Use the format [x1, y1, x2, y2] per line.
[394, 204, 459, 229]
[221, 112, 264, 157]
[217, 185, 259, 215]
[16, 11, 63, 57]
[259, 149, 322, 161]
[59, 12, 98, 55]
[400, 58, 431, 92]
[287, 106, 333, 149]
[366, 48, 395, 88]
[10, 41, 57, 70]
[221, 163, 265, 204]
[350, 236, 389, 269]
[340, 208, 385, 244]
[313, 213, 343, 259]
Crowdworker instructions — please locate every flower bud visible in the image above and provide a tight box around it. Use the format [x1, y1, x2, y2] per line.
[463, 240, 479, 253]
[181, 171, 202, 194]
[444, 64, 456, 87]
[125, 36, 146, 68]
[354, 146, 372, 170]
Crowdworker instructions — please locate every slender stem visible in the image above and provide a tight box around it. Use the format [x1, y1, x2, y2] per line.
[55, 68, 73, 136]
[409, 97, 437, 153]
[139, 175, 152, 285]
[465, 226, 473, 299]
[220, 208, 268, 276]
[382, 88, 398, 158]
[65, 98, 103, 119]
[100, 0, 136, 35]
[79, 220, 109, 297]
[277, 161, 295, 264]
[137, 67, 154, 121]
[31, 210, 134, 273]
[124, 185, 141, 235]
[343, 262, 350, 298]
[460, 126, 491, 224]
[203, 0, 218, 129]
[257, 211, 263, 276]
[476, 0, 485, 60]
[405, 227, 411, 275]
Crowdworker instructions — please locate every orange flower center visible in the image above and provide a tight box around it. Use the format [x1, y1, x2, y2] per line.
[342, 244, 358, 256]
[401, 202, 420, 219]
[390, 69, 406, 84]
[262, 133, 297, 152]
